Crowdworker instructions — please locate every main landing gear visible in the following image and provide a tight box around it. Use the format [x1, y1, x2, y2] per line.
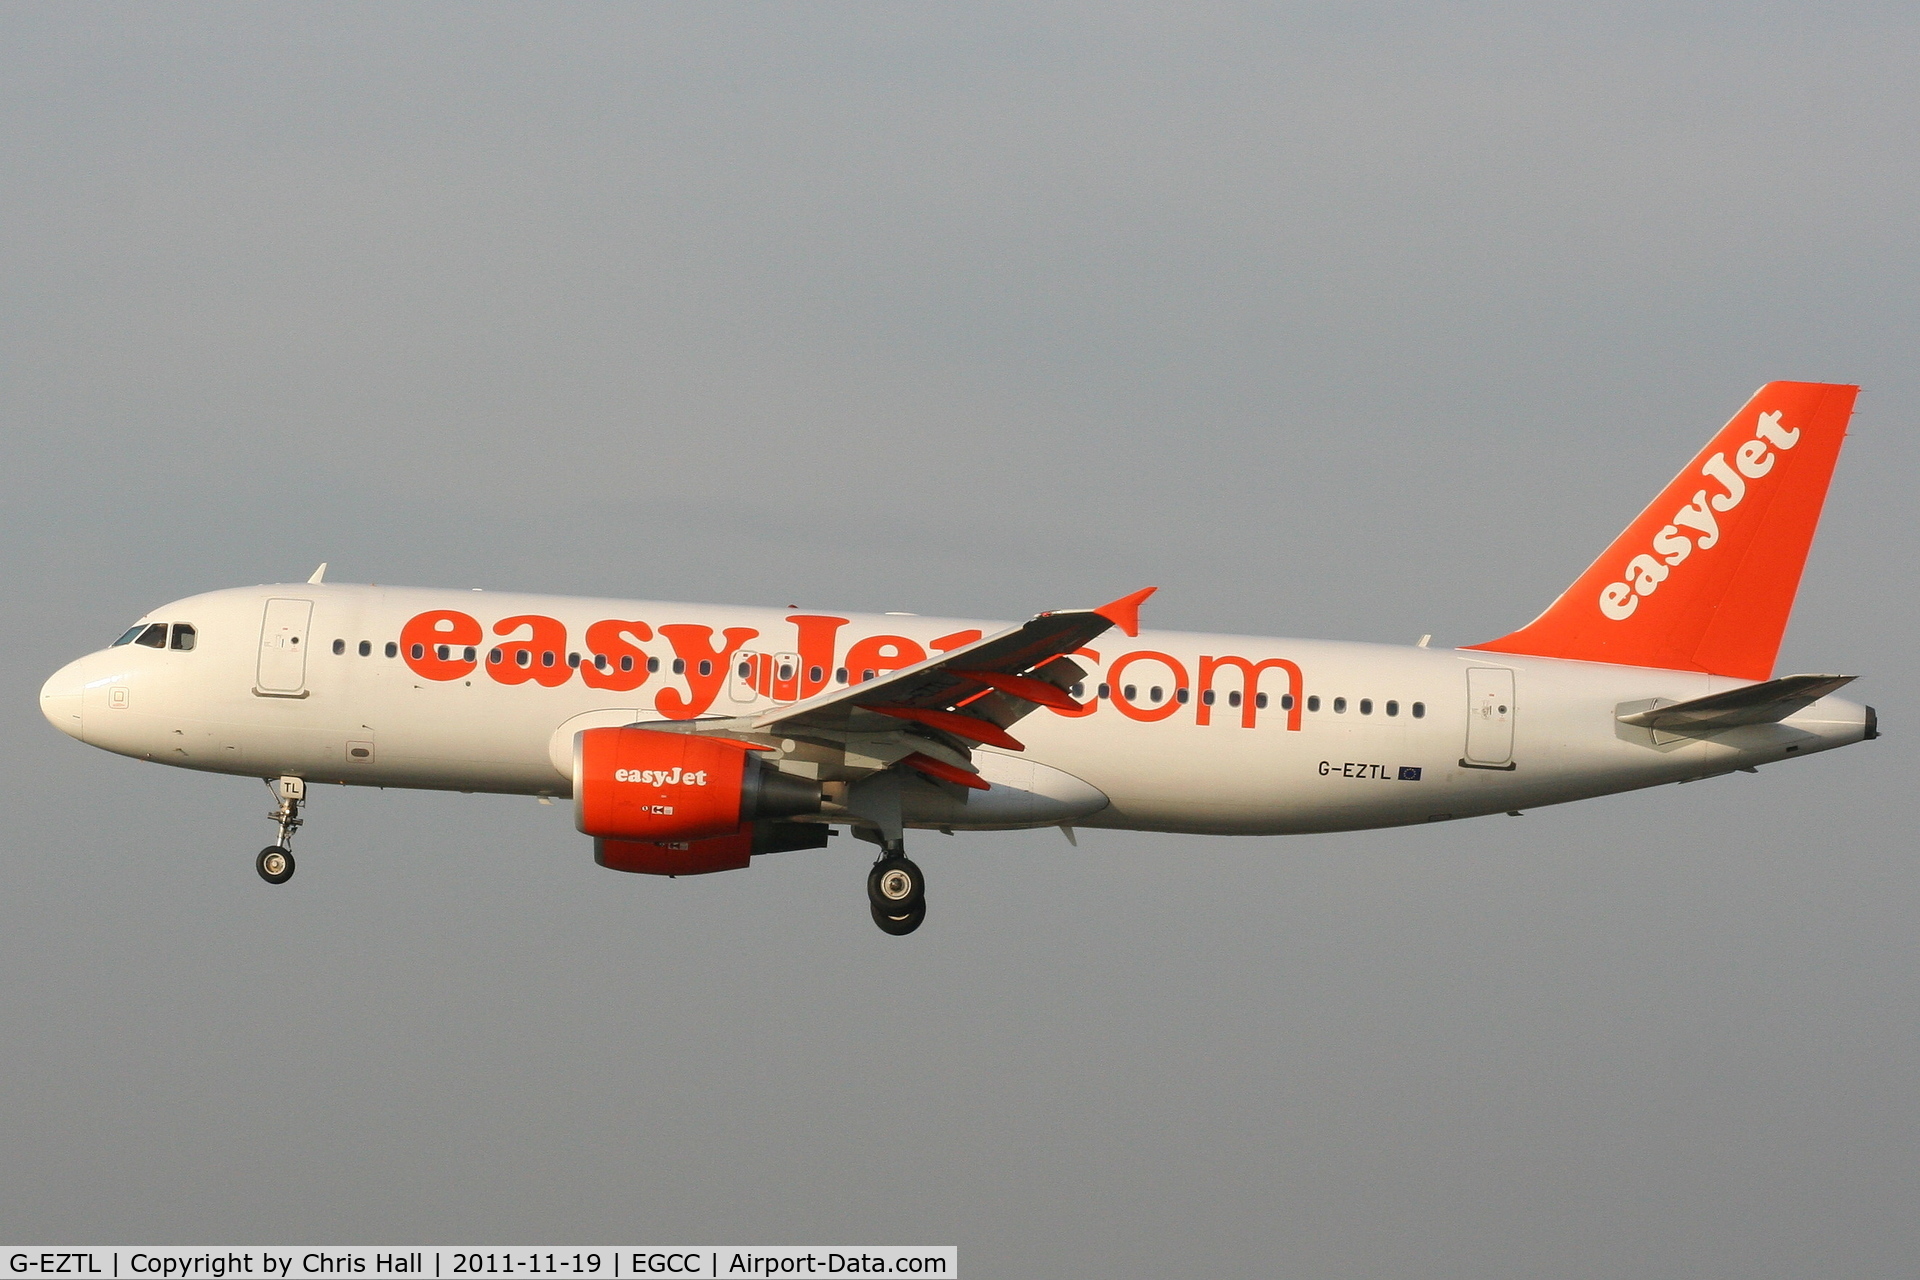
[257, 775, 304, 885]
[867, 848, 926, 936]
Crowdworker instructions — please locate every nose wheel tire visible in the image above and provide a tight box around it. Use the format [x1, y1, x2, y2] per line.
[868, 856, 924, 909]
[867, 855, 925, 934]
[871, 898, 926, 936]
[256, 846, 295, 884]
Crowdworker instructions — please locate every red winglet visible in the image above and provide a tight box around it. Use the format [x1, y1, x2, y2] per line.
[1094, 586, 1157, 638]
[947, 668, 1083, 711]
[902, 752, 990, 791]
[866, 704, 1025, 751]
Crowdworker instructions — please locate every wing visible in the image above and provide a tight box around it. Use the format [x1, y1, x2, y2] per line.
[752, 586, 1155, 752]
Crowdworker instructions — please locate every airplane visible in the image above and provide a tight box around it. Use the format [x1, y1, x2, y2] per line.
[39, 381, 1875, 934]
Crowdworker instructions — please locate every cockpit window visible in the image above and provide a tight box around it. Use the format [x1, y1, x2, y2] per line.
[133, 623, 168, 649]
[170, 624, 197, 651]
[112, 625, 145, 647]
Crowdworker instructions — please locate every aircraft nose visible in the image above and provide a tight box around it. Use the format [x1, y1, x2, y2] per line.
[40, 659, 86, 741]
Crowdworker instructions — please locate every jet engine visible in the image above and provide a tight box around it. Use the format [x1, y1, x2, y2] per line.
[573, 726, 823, 873]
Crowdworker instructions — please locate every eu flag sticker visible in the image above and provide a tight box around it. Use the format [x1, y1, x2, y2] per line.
[1398, 766, 1423, 781]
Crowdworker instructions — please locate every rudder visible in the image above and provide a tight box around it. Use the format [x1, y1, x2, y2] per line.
[1466, 381, 1858, 680]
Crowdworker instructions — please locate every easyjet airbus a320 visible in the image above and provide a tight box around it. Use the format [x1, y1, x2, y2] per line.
[41, 382, 1875, 933]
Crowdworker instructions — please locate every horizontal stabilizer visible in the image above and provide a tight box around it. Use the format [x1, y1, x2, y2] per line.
[1618, 673, 1855, 736]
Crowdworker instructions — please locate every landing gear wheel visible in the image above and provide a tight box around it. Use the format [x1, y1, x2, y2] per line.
[256, 846, 295, 884]
[867, 856, 925, 911]
[871, 898, 926, 936]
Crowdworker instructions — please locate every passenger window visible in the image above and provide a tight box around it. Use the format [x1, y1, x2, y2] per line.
[436, 645, 450, 661]
[1097, 683, 1110, 699]
[489, 648, 503, 664]
[1148, 686, 1162, 704]
[1123, 684, 1137, 702]
[809, 666, 823, 684]
[738, 661, 752, 679]
[699, 659, 713, 677]
[112, 625, 145, 647]
[1386, 700, 1399, 716]
[410, 643, 426, 660]
[1256, 692, 1269, 709]
[332, 638, 345, 655]
[1072, 683, 1087, 698]
[862, 669, 877, 682]
[646, 657, 660, 673]
[1360, 699, 1372, 715]
[1281, 694, 1294, 710]
[1228, 690, 1242, 708]
[1307, 695, 1321, 712]
[594, 654, 608, 670]
[672, 658, 686, 675]
[836, 668, 849, 683]
[134, 623, 168, 648]
[516, 651, 531, 668]
[1412, 702, 1425, 718]
[385, 642, 398, 659]
[620, 655, 634, 672]
[171, 624, 197, 651]
[1333, 697, 1347, 713]
[358, 640, 371, 657]
[568, 652, 581, 668]
[1201, 689, 1215, 706]
[464, 647, 476, 662]
[541, 651, 555, 667]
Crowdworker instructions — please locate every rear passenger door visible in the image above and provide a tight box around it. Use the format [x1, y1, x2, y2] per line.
[1463, 667, 1515, 767]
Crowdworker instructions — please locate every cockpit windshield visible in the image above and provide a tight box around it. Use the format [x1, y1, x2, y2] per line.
[112, 621, 198, 650]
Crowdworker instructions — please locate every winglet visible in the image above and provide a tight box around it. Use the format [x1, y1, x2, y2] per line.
[1094, 587, 1157, 638]
[308, 562, 328, 584]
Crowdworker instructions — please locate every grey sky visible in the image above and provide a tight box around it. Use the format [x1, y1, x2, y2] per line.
[3, 4, 1917, 1275]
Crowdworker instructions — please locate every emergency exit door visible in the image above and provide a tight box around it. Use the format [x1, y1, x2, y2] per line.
[1463, 667, 1515, 767]
[257, 598, 314, 694]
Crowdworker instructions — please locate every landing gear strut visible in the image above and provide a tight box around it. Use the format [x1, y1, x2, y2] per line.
[867, 848, 926, 936]
[258, 775, 304, 885]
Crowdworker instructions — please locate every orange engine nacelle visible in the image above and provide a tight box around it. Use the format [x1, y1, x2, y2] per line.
[573, 727, 823, 875]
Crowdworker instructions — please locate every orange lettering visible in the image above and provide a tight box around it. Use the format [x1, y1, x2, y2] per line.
[489, 615, 571, 688]
[1196, 655, 1302, 730]
[580, 619, 654, 692]
[655, 625, 759, 719]
[844, 634, 927, 682]
[1045, 648, 1101, 718]
[400, 610, 482, 681]
[1108, 651, 1189, 723]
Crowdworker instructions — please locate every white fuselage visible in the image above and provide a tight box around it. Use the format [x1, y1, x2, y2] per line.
[40, 583, 1871, 836]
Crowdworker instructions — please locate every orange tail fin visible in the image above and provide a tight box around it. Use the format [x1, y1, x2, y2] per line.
[1466, 381, 1858, 680]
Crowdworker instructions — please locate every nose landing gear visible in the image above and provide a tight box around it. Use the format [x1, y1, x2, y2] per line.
[257, 775, 304, 885]
[867, 849, 926, 936]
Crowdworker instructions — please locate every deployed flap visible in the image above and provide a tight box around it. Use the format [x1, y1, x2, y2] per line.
[749, 590, 1152, 749]
[1618, 673, 1855, 736]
